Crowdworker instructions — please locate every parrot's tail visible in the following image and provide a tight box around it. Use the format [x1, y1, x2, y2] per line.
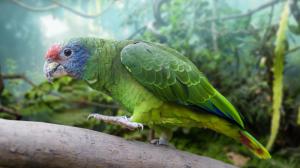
[239, 130, 271, 159]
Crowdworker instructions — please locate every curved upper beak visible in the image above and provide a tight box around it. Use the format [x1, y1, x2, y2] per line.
[44, 61, 67, 82]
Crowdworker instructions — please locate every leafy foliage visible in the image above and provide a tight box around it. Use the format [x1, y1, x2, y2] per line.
[124, 0, 300, 166]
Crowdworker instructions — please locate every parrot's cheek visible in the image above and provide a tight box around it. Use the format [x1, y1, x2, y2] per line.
[44, 61, 67, 82]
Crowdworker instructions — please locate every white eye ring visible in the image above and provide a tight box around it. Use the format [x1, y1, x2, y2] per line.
[63, 48, 72, 57]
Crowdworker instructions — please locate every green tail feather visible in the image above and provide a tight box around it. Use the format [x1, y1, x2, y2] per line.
[239, 130, 271, 159]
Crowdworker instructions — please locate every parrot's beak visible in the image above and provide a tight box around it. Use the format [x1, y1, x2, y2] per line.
[44, 61, 67, 82]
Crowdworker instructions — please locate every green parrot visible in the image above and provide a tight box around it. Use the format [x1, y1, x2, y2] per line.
[44, 38, 271, 159]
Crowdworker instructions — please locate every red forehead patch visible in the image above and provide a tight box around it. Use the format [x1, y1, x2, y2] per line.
[45, 44, 61, 60]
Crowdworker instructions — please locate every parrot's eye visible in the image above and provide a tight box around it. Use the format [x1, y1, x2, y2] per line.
[63, 48, 72, 57]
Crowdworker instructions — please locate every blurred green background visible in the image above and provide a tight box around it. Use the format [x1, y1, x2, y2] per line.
[1, 0, 300, 167]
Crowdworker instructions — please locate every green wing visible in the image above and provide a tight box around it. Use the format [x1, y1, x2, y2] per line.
[120, 42, 244, 128]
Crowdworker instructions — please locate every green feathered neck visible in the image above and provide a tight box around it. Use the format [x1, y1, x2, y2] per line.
[79, 38, 132, 92]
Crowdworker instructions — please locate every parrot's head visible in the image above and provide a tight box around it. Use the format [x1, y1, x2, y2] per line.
[44, 39, 90, 81]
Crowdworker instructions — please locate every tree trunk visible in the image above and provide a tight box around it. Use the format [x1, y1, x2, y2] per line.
[0, 119, 236, 168]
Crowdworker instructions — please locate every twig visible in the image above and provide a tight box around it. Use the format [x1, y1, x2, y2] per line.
[127, 25, 147, 39]
[71, 99, 119, 109]
[264, 3, 275, 42]
[10, 0, 115, 19]
[290, 0, 300, 25]
[255, 3, 275, 68]
[287, 45, 300, 54]
[51, 0, 114, 19]
[10, 0, 58, 11]
[0, 105, 22, 118]
[0, 72, 4, 94]
[2, 74, 36, 87]
[203, 0, 282, 23]
[49, 91, 119, 109]
[211, 0, 219, 52]
[152, 0, 168, 26]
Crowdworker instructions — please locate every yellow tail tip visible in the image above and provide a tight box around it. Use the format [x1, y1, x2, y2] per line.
[239, 131, 271, 159]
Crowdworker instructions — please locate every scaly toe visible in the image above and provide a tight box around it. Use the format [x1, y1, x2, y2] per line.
[137, 123, 144, 130]
[87, 114, 96, 120]
[150, 139, 159, 145]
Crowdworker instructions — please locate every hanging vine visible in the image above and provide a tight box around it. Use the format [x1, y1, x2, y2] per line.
[267, 0, 290, 150]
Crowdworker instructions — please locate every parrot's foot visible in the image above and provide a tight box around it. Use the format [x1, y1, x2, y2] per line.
[150, 138, 175, 149]
[150, 139, 169, 146]
[87, 113, 143, 130]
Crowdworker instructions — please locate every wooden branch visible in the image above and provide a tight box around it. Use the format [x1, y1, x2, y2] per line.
[2, 74, 36, 87]
[0, 119, 236, 168]
[203, 0, 282, 23]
